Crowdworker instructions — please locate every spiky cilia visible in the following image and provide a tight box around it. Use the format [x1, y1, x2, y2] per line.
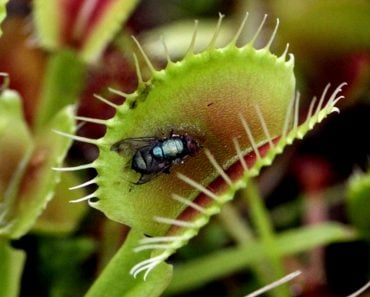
[54, 13, 346, 279]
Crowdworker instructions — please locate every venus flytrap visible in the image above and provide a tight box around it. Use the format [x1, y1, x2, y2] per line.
[0, 82, 76, 296]
[33, 0, 139, 63]
[54, 13, 346, 283]
[58, 13, 295, 232]
[0, 64, 79, 238]
[0, 97, 76, 239]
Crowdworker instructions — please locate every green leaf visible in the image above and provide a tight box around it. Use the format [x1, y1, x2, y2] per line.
[168, 223, 354, 293]
[34, 50, 85, 131]
[85, 229, 173, 297]
[346, 171, 370, 237]
[0, 105, 75, 239]
[0, 240, 26, 297]
[243, 183, 289, 297]
[0, 90, 33, 192]
[32, 172, 88, 235]
[0, 0, 8, 37]
[0, 90, 34, 226]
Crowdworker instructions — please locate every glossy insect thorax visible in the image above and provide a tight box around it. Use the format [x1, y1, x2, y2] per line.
[152, 138, 184, 160]
[111, 133, 200, 184]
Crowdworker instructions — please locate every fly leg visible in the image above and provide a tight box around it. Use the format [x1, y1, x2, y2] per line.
[134, 173, 159, 185]
[134, 165, 171, 184]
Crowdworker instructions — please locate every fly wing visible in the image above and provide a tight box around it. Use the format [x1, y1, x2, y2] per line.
[135, 172, 160, 185]
[134, 164, 171, 184]
[110, 137, 157, 157]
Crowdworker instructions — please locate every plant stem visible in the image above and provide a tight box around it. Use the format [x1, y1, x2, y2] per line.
[219, 203, 254, 243]
[97, 220, 129, 273]
[219, 202, 280, 291]
[0, 239, 26, 297]
[243, 181, 289, 297]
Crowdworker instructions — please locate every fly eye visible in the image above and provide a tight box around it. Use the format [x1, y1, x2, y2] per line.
[187, 139, 199, 155]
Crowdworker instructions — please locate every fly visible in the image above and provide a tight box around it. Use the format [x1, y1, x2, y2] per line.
[111, 132, 200, 184]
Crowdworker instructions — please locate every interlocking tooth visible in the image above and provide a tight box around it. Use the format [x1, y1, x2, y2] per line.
[132, 53, 143, 84]
[232, 137, 248, 172]
[279, 43, 290, 61]
[108, 87, 130, 98]
[239, 113, 261, 160]
[204, 149, 232, 186]
[306, 96, 318, 124]
[53, 130, 99, 145]
[246, 271, 302, 297]
[185, 20, 199, 57]
[330, 95, 345, 110]
[265, 18, 279, 50]
[326, 82, 347, 110]
[171, 193, 207, 214]
[94, 94, 119, 109]
[75, 116, 106, 125]
[282, 94, 296, 138]
[132, 36, 156, 74]
[207, 13, 224, 49]
[161, 35, 172, 64]
[139, 235, 185, 244]
[52, 162, 95, 172]
[255, 105, 274, 148]
[69, 178, 96, 190]
[177, 172, 218, 201]
[231, 11, 249, 46]
[134, 244, 172, 252]
[315, 83, 331, 118]
[249, 14, 267, 46]
[154, 216, 198, 228]
[69, 192, 96, 203]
